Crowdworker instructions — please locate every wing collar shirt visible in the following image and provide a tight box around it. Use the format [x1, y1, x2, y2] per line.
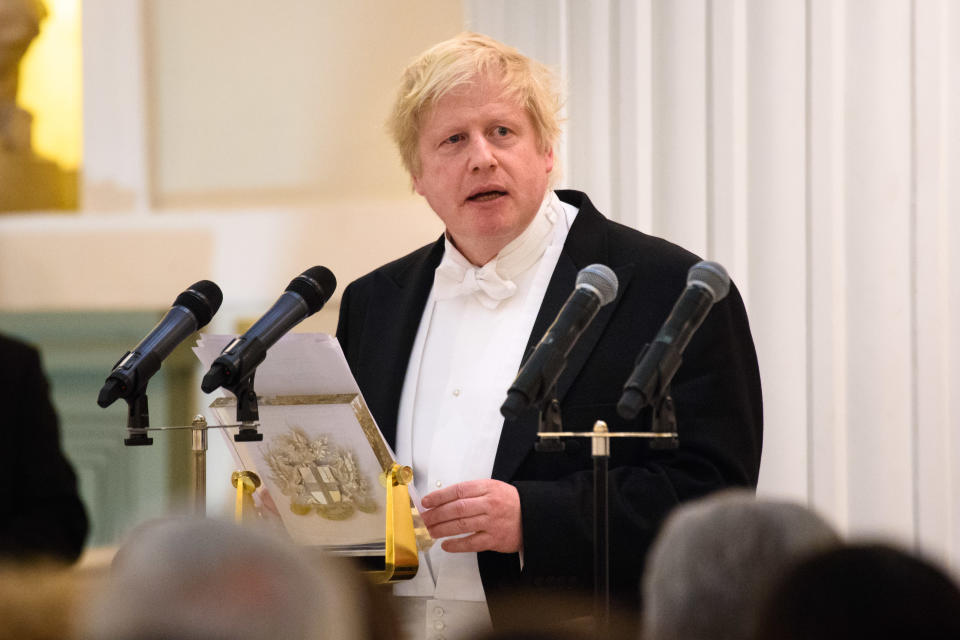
[395, 190, 577, 604]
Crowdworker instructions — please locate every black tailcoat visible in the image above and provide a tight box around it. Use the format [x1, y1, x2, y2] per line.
[336, 190, 762, 624]
[0, 333, 89, 562]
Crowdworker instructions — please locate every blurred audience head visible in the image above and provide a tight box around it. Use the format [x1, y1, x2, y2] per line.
[80, 516, 379, 640]
[641, 490, 840, 640]
[470, 629, 594, 640]
[755, 542, 960, 639]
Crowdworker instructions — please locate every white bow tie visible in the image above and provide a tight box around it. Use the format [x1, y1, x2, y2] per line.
[431, 190, 562, 309]
[433, 260, 517, 309]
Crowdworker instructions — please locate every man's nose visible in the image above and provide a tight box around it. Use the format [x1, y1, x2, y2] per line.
[469, 137, 498, 171]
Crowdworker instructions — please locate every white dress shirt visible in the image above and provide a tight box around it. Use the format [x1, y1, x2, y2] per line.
[395, 191, 577, 615]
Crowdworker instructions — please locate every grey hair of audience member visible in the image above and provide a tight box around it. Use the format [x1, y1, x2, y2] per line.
[641, 490, 840, 640]
[81, 517, 371, 640]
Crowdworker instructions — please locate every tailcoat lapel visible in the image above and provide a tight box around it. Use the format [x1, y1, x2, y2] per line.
[356, 238, 444, 448]
[491, 191, 634, 481]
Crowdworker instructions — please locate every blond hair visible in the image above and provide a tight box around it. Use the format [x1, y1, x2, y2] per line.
[388, 32, 562, 177]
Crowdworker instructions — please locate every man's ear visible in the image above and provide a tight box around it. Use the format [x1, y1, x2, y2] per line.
[412, 173, 424, 196]
[544, 147, 555, 174]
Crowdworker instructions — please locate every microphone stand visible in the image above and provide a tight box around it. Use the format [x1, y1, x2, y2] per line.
[123, 372, 264, 446]
[535, 394, 678, 639]
[117, 379, 239, 516]
[120, 368, 265, 514]
[121, 415, 259, 516]
[591, 420, 609, 638]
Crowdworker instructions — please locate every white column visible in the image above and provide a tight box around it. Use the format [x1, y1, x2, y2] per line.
[746, 0, 809, 502]
[914, 0, 960, 569]
[947, 0, 960, 575]
[565, 0, 615, 216]
[614, 0, 654, 233]
[807, 0, 850, 532]
[651, 0, 708, 255]
[842, 0, 915, 540]
[707, 0, 749, 282]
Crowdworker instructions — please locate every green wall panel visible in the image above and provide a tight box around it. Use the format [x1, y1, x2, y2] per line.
[0, 311, 198, 548]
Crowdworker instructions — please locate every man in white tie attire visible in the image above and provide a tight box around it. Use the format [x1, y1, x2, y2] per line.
[336, 32, 763, 638]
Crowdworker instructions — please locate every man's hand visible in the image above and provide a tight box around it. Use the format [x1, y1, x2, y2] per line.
[420, 479, 523, 554]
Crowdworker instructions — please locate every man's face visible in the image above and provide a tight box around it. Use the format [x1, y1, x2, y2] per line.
[412, 76, 554, 265]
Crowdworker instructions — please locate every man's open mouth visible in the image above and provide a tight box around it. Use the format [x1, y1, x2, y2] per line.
[467, 190, 507, 202]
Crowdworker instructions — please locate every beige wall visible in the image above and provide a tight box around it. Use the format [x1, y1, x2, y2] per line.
[147, 0, 462, 206]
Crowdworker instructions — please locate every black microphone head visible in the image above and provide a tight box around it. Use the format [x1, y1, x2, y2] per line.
[576, 264, 618, 306]
[173, 280, 223, 328]
[201, 362, 229, 394]
[97, 377, 123, 408]
[286, 266, 337, 314]
[500, 390, 529, 421]
[688, 261, 730, 302]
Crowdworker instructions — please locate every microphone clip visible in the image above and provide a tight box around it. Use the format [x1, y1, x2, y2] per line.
[123, 392, 154, 446]
[649, 389, 679, 450]
[619, 342, 679, 450]
[221, 371, 263, 442]
[534, 386, 565, 453]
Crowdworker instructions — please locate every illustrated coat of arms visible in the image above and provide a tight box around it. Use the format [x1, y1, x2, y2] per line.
[263, 427, 378, 521]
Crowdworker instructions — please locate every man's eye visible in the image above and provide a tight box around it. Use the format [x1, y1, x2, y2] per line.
[494, 126, 510, 136]
[445, 134, 464, 144]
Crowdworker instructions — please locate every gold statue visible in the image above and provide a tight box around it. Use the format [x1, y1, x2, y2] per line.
[0, 0, 75, 212]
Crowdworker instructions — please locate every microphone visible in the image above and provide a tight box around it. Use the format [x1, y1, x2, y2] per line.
[201, 266, 337, 393]
[500, 264, 619, 420]
[98, 280, 223, 408]
[617, 260, 730, 420]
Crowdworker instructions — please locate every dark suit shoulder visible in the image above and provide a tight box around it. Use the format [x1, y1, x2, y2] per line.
[0, 333, 41, 380]
[605, 218, 700, 269]
[344, 238, 443, 294]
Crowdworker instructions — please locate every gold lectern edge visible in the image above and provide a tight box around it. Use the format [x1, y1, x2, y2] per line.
[209, 393, 357, 408]
[349, 395, 398, 474]
[371, 463, 419, 584]
[209, 393, 396, 474]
